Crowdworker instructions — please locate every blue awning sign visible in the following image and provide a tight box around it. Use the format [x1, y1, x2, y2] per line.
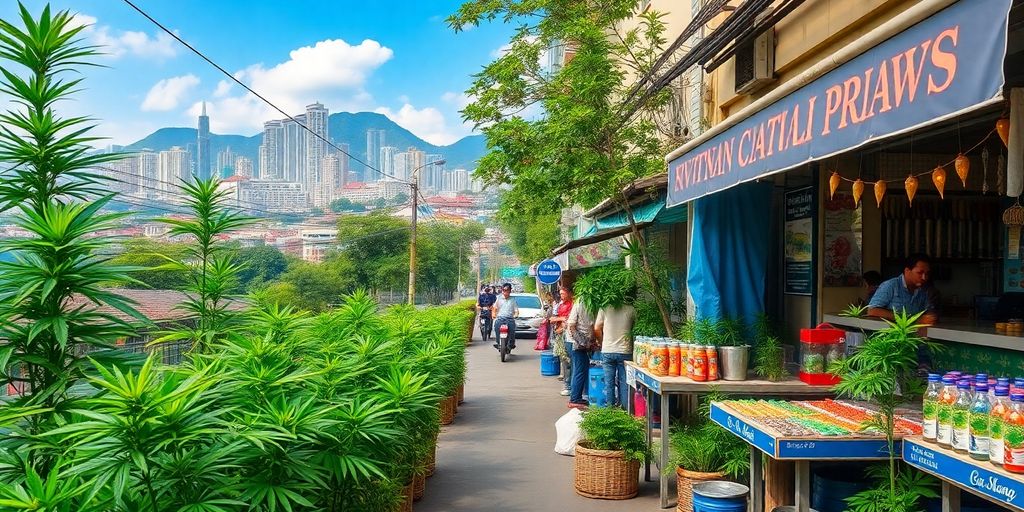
[667, 0, 1011, 207]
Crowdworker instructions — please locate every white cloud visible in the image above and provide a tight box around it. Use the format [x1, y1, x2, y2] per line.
[198, 38, 393, 133]
[70, 12, 178, 60]
[213, 80, 232, 98]
[141, 74, 200, 111]
[375, 102, 471, 146]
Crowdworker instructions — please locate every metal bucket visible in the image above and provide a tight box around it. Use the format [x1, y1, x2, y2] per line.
[692, 480, 749, 498]
[718, 345, 750, 381]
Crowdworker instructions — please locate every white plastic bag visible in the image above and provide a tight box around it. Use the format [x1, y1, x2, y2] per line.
[554, 408, 584, 456]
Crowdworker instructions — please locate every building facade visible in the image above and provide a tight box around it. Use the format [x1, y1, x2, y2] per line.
[196, 102, 211, 180]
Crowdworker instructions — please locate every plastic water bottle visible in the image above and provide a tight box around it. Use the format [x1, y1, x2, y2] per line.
[922, 374, 942, 442]
[990, 386, 1011, 465]
[951, 380, 973, 452]
[937, 376, 957, 447]
[969, 382, 992, 460]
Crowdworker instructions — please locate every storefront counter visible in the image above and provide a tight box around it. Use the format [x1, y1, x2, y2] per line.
[823, 314, 1024, 353]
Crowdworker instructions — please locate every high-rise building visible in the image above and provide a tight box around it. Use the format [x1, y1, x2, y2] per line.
[338, 142, 351, 186]
[364, 129, 385, 182]
[106, 155, 139, 195]
[304, 103, 329, 194]
[314, 154, 339, 208]
[406, 147, 426, 186]
[425, 153, 444, 192]
[158, 146, 190, 196]
[216, 146, 235, 178]
[448, 168, 470, 193]
[234, 156, 254, 178]
[184, 142, 197, 177]
[259, 120, 284, 180]
[282, 115, 306, 183]
[138, 150, 158, 197]
[379, 146, 397, 178]
[197, 101, 211, 180]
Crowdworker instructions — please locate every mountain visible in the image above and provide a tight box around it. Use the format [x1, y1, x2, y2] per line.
[121, 112, 486, 175]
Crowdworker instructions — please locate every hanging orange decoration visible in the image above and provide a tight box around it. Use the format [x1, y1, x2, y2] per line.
[852, 179, 865, 207]
[954, 154, 970, 187]
[997, 118, 1011, 147]
[874, 180, 887, 207]
[932, 166, 947, 199]
[829, 172, 841, 199]
[905, 175, 919, 205]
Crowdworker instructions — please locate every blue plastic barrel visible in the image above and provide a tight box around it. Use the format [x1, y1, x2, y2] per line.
[812, 466, 868, 512]
[692, 488, 746, 512]
[588, 367, 607, 407]
[540, 351, 561, 376]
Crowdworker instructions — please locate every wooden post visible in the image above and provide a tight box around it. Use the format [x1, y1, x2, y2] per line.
[764, 458, 794, 512]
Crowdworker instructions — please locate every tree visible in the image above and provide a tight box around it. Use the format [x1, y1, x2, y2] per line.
[373, 197, 387, 209]
[392, 192, 410, 205]
[235, 245, 288, 290]
[449, 0, 676, 334]
[330, 197, 355, 212]
[417, 222, 485, 303]
[498, 207, 560, 265]
[336, 212, 411, 293]
[271, 255, 356, 311]
[109, 238, 191, 290]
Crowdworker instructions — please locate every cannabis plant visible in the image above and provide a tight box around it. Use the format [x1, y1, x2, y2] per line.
[579, 406, 650, 463]
[752, 314, 787, 381]
[155, 178, 253, 353]
[840, 303, 870, 317]
[829, 311, 940, 511]
[0, 4, 144, 431]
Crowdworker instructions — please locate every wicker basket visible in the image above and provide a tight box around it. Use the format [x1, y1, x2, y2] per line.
[439, 396, 455, 425]
[457, 383, 465, 404]
[573, 442, 640, 500]
[676, 466, 725, 512]
[426, 439, 437, 477]
[452, 394, 459, 415]
[413, 472, 425, 501]
[398, 481, 413, 512]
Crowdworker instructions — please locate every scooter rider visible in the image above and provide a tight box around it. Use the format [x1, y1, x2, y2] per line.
[492, 283, 519, 351]
[477, 285, 496, 338]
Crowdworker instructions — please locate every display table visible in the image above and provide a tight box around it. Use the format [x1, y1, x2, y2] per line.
[903, 436, 1024, 511]
[711, 401, 917, 512]
[625, 362, 835, 509]
[823, 313, 1024, 353]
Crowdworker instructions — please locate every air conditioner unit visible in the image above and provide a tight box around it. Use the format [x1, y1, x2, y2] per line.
[734, 28, 776, 94]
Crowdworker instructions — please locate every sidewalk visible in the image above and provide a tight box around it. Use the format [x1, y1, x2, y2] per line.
[417, 331, 665, 512]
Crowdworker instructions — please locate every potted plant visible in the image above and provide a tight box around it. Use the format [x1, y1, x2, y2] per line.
[716, 317, 751, 381]
[671, 393, 750, 512]
[752, 314, 788, 381]
[574, 406, 649, 500]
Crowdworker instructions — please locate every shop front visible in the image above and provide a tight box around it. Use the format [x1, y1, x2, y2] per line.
[659, 0, 1024, 509]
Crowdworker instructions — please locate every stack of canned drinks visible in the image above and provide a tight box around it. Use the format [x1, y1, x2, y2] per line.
[634, 336, 720, 381]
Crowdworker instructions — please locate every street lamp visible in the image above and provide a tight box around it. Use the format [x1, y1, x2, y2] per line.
[408, 159, 446, 305]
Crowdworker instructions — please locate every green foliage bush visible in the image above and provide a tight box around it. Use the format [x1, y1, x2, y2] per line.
[578, 406, 649, 463]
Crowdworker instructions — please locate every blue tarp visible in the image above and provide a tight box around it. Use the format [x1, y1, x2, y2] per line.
[578, 198, 687, 238]
[687, 182, 773, 321]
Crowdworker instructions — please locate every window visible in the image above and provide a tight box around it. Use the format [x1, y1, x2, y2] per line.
[514, 295, 542, 309]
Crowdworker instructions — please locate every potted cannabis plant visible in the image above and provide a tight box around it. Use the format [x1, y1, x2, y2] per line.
[715, 317, 751, 381]
[672, 392, 750, 512]
[752, 314, 788, 381]
[574, 406, 649, 500]
[829, 311, 940, 512]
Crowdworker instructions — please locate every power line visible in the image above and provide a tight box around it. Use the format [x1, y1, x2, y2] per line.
[121, 0, 406, 184]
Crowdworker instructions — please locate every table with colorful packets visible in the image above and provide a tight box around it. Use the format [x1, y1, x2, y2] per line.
[710, 399, 922, 512]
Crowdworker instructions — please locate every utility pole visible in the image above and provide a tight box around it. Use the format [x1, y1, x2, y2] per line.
[407, 159, 445, 306]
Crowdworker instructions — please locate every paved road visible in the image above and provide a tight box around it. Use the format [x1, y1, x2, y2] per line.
[417, 329, 664, 512]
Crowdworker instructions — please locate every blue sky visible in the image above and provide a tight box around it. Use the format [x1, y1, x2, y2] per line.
[3, 1, 516, 146]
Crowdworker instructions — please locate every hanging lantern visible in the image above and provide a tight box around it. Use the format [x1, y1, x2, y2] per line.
[932, 166, 947, 199]
[852, 179, 865, 207]
[829, 172, 841, 200]
[955, 154, 970, 187]
[998, 118, 1011, 147]
[905, 175, 919, 205]
[874, 180, 887, 207]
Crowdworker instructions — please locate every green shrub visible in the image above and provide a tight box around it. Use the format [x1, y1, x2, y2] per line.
[578, 407, 650, 463]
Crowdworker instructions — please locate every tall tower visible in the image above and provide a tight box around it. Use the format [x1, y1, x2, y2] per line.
[260, 120, 284, 180]
[304, 103, 329, 198]
[364, 129, 385, 182]
[158, 146, 190, 196]
[197, 101, 211, 180]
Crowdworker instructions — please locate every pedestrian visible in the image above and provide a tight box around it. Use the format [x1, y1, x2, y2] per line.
[549, 286, 574, 396]
[566, 297, 596, 409]
[595, 290, 636, 409]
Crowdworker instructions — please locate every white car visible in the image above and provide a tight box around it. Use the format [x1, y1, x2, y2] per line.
[510, 293, 544, 338]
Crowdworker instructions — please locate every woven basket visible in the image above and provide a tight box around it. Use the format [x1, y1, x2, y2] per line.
[452, 394, 459, 415]
[457, 383, 465, 404]
[440, 396, 455, 425]
[398, 481, 413, 512]
[573, 442, 640, 500]
[413, 472, 425, 501]
[676, 466, 725, 512]
[426, 439, 437, 477]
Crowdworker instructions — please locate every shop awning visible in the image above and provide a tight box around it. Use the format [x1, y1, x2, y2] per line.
[665, 0, 1012, 208]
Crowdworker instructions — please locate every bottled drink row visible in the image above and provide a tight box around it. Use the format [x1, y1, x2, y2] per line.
[922, 372, 1024, 472]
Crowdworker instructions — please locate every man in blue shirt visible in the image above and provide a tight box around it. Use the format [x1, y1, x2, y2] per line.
[492, 283, 519, 350]
[477, 285, 496, 338]
[867, 253, 938, 325]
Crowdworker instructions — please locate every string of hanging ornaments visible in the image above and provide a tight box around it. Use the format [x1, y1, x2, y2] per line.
[826, 119, 1010, 208]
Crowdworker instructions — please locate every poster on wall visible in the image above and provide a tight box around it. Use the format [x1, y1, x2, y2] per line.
[785, 186, 815, 295]
[823, 192, 863, 287]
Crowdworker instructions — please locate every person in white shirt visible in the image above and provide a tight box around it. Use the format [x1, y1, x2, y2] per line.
[492, 283, 520, 350]
[595, 302, 636, 409]
[565, 300, 595, 408]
